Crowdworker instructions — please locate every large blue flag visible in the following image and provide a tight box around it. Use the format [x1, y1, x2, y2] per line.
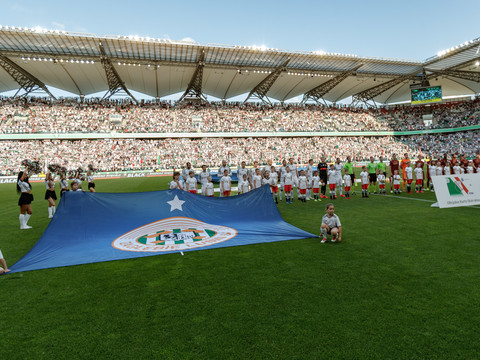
[9, 185, 316, 273]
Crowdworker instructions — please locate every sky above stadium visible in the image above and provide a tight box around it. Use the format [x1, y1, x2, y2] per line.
[1, 0, 479, 61]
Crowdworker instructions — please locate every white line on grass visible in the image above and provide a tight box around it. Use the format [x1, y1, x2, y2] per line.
[372, 194, 480, 209]
[372, 194, 436, 203]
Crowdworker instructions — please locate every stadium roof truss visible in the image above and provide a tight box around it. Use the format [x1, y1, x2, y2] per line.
[1, 27, 480, 104]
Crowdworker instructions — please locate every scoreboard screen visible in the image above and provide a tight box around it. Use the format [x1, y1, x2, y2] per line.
[411, 86, 442, 105]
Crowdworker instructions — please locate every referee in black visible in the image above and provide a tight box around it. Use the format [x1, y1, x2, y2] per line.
[317, 155, 328, 198]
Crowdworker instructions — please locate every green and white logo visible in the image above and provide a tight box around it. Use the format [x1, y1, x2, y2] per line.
[446, 176, 472, 196]
[112, 217, 237, 252]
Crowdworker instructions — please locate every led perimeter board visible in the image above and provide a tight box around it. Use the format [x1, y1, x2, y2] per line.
[411, 86, 442, 105]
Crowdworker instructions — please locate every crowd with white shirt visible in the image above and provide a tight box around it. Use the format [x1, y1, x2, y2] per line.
[1, 96, 480, 134]
[1, 130, 479, 175]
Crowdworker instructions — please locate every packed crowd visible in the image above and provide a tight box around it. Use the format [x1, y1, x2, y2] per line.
[1, 96, 479, 134]
[1, 130, 478, 174]
[385, 98, 480, 131]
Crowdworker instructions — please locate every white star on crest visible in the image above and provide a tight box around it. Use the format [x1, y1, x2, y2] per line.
[167, 195, 185, 212]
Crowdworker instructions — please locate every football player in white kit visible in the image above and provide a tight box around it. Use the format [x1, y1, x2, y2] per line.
[263, 159, 273, 176]
[182, 162, 193, 182]
[197, 165, 210, 195]
[278, 159, 288, 202]
[237, 161, 249, 189]
[334, 158, 344, 197]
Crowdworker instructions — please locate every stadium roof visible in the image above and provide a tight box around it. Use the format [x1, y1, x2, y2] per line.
[1, 26, 480, 104]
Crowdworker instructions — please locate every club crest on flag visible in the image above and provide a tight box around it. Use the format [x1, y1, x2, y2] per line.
[112, 217, 238, 252]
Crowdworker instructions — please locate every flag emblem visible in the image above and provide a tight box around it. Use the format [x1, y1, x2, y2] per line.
[112, 217, 238, 252]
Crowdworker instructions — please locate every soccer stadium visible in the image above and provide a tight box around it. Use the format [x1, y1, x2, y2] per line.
[1, 2, 480, 359]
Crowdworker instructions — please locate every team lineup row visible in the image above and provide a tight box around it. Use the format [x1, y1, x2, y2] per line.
[13, 150, 480, 230]
[173, 152, 480, 200]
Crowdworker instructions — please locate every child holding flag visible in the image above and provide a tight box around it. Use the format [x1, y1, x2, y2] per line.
[0, 248, 10, 274]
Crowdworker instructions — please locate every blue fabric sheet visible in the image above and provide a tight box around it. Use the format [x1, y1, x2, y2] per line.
[9, 185, 316, 273]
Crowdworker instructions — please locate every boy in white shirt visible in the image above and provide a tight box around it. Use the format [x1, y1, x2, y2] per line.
[270, 166, 279, 204]
[287, 158, 299, 200]
[186, 171, 198, 194]
[328, 164, 337, 200]
[218, 161, 231, 197]
[238, 174, 250, 195]
[343, 169, 352, 199]
[414, 163, 424, 193]
[435, 161, 443, 176]
[444, 164, 451, 175]
[283, 166, 294, 204]
[393, 169, 401, 194]
[359, 166, 369, 198]
[205, 176, 215, 197]
[428, 162, 437, 191]
[312, 170, 321, 202]
[251, 168, 263, 190]
[169, 172, 184, 190]
[220, 169, 232, 197]
[298, 170, 308, 203]
[262, 170, 271, 188]
[452, 161, 462, 175]
[377, 170, 386, 195]
[305, 159, 314, 200]
[467, 161, 474, 174]
[405, 162, 413, 193]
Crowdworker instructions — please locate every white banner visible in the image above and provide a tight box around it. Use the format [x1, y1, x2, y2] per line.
[431, 174, 480, 208]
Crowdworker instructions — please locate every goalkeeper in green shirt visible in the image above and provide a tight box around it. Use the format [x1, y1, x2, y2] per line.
[343, 156, 356, 195]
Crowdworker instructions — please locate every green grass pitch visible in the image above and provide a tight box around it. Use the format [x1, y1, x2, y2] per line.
[1, 175, 479, 359]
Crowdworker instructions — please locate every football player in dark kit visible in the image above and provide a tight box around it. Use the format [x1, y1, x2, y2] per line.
[317, 155, 328, 199]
